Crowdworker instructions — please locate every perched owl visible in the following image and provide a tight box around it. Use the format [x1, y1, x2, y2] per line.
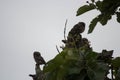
[64, 22, 85, 48]
[33, 51, 46, 65]
[68, 22, 85, 36]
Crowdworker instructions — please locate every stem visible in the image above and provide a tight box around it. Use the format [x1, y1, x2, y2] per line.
[64, 19, 68, 40]
[56, 45, 60, 54]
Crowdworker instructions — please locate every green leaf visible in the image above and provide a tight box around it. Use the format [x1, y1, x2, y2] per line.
[76, 4, 96, 16]
[96, 1, 103, 12]
[45, 70, 58, 80]
[85, 51, 98, 60]
[56, 67, 67, 80]
[79, 69, 88, 80]
[112, 57, 120, 68]
[68, 69, 87, 80]
[85, 51, 109, 80]
[94, 63, 109, 80]
[116, 68, 120, 80]
[43, 55, 64, 72]
[116, 12, 120, 23]
[87, 67, 96, 80]
[88, 17, 99, 33]
[68, 67, 81, 75]
[99, 14, 111, 25]
[43, 59, 56, 72]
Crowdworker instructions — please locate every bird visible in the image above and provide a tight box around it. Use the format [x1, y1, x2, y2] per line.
[64, 22, 85, 48]
[68, 22, 85, 36]
[33, 51, 46, 65]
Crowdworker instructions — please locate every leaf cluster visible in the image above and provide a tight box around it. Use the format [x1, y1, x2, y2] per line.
[43, 47, 120, 80]
[76, 0, 120, 33]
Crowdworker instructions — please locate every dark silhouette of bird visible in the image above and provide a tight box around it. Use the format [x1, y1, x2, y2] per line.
[33, 51, 46, 65]
[64, 22, 85, 48]
[68, 22, 85, 36]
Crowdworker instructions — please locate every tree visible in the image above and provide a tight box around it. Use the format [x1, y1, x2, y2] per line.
[29, 22, 120, 80]
[29, 0, 120, 80]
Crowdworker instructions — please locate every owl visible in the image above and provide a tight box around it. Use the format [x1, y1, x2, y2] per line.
[33, 51, 46, 65]
[69, 22, 85, 36]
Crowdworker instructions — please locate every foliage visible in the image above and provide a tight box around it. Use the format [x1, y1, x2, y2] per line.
[29, 22, 120, 80]
[29, 23, 120, 80]
[29, 1, 120, 80]
[76, 0, 120, 33]
[43, 48, 120, 80]
[42, 22, 120, 80]
[43, 48, 108, 80]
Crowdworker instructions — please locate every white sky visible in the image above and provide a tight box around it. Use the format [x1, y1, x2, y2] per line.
[0, 0, 120, 80]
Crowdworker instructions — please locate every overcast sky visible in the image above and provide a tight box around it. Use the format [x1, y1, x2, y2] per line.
[0, 0, 120, 80]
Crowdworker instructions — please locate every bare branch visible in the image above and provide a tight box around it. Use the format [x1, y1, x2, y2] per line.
[64, 19, 68, 40]
[56, 45, 60, 54]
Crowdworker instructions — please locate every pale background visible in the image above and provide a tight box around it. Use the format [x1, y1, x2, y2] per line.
[0, 0, 120, 80]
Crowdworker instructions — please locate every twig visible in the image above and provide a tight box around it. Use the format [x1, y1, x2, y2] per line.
[64, 19, 68, 40]
[56, 45, 60, 54]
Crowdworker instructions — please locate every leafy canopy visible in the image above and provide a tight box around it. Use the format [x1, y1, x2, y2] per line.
[76, 0, 120, 33]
